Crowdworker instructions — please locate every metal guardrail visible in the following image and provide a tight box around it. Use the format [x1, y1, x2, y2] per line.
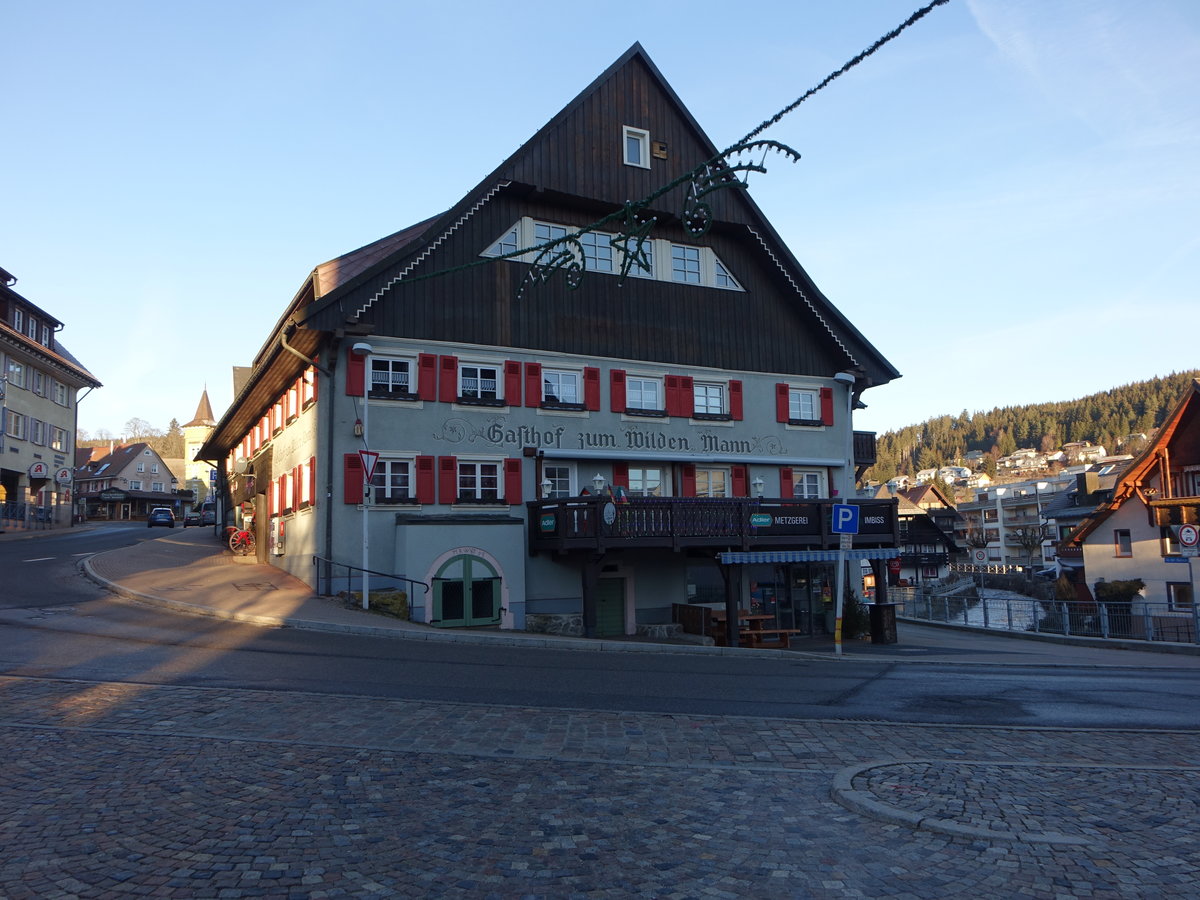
[311, 555, 429, 602]
[896, 587, 1200, 645]
[0, 502, 53, 531]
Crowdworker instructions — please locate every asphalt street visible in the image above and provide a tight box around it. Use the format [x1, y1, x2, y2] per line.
[0, 524, 1197, 897]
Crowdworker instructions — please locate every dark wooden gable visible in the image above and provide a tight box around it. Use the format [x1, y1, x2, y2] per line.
[301, 44, 898, 388]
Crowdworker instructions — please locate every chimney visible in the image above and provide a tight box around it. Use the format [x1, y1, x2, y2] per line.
[1076, 471, 1099, 495]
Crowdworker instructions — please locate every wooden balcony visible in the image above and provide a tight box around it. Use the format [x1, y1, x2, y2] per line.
[527, 496, 899, 555]
[853, 431, 877, 468]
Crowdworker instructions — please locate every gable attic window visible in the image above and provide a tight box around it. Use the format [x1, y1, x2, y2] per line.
[623, 126, 650, 168]
[481, 217, 741, 291]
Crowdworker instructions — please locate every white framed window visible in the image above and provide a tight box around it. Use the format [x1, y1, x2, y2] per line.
[579, 231, 614, 273]
[693, 382, 725, 416]
[671, 244, 701, 284]
[1114, 529, 1132, 557]
[458, 459, 501, 502]
[41, 324, 50, 346]
[12, 309, 23, 332]
[626, 376, 662, 412]
[792, 470, 825, 499]
[533, 221, 568, 250]
[624, 238, 654, 278]
[7, 360, 25, 389]
[152, 482, 165, 493]
[542, 369, 580, 405]
[52, 380, 68, 406]
[694, 467, 729, 498]
[137, 463, 145, 473]
[30, 419, 45, 445]
[151, 464, 159, 474]
[459, 363, 501, 402]
[27, 317, 37, 339]
[32, 370, 45, 396]
[370, 356, 414, 398]
[483, 224, 519, 258]
[789, 388, 819, 422]
[628, 467, 665, 497]
[371, 458, 414, 503]
[6, 411, 26, 439]
[623, 125, 650, 168]
[129, 480, 143, 491]
[51, 426, 67, 452]
[714, 258, 741, 290]
[543, 463, 573, 498]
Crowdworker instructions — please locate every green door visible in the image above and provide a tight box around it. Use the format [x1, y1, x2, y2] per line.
[596, 577, 625, 637]
[433, 555, 501, 627]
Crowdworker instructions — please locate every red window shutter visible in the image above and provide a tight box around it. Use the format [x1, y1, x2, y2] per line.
[438, 456, 457, 504]
[583, 367, 600, 411]
[308, 456, 317, 507]
[439, 355, 458, 402]
[504, 458, 522, 504]
[344, 453, 363, 504]
[418, 353, 438, 401]
[729, 380, 743, 420]
[612, 462, 629, 489]
[779, 467, 794, 499]
[524, 362, 542, 408]
[504, 361, 522, 406]
[732, 465, 748, 497]
[679, 375, 694, 417]
[346, 347, 365, 396]
[415, 455, 435, 505]
[665, 375, 681, 417]
[681, 463, 697, 497]
[820, 387, 835, 426]
[610, 369, 626, 413]
[776, 383, 790, 422]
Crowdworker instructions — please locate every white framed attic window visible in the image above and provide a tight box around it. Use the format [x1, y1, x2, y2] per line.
[623, 126, 650, 168]
[480, 217, 741, 291]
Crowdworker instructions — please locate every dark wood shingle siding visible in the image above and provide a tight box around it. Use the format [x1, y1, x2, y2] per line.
[351, 193, 845, 377]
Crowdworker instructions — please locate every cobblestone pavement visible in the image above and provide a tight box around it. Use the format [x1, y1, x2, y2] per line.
[2, 676, 1198, 898]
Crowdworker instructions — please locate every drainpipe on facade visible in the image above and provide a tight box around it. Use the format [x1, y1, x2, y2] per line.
[321, 337, 341, 593]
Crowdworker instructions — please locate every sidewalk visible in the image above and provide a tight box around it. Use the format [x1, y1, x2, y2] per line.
[80, 527, 1200, 667]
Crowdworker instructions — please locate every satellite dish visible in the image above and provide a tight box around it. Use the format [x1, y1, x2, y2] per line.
[233, 457, 250, 475]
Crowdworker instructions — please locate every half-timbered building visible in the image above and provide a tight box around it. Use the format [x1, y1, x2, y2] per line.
[198, 44, 901, 641]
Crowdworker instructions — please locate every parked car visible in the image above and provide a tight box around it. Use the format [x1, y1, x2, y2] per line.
[147, 507, 176, 528]
[183, 510, 201, 527]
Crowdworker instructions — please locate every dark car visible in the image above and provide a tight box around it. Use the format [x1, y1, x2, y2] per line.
[147, 507, 176, 528]
[183, 511, 201, 527]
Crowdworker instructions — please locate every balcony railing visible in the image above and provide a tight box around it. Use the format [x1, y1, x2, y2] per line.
[527, 496, 898, 554]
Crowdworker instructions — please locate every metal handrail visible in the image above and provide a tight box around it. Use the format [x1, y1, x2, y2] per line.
[311, 554, 430, 597]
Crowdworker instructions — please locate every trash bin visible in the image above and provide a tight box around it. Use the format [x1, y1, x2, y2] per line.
[869, 602, 898, 644]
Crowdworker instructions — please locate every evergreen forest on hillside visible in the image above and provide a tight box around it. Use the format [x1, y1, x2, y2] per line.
[865, 371, 1200, 484]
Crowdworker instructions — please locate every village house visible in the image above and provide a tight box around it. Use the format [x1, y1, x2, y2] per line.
[196, 45, 901, 639]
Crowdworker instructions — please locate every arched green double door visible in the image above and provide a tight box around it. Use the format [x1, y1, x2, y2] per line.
[432, 555, 501, 628]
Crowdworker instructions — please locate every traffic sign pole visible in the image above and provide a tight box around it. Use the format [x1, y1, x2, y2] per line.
[830, 504, 860, 658]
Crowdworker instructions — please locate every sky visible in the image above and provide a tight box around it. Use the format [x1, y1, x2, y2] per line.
[3, 0, 1198, 440]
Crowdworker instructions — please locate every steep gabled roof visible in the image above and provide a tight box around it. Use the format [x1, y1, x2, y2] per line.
[297, 42, 897, 386]
[1068, 379, 1200, 543]
[184, 389, 217, 428]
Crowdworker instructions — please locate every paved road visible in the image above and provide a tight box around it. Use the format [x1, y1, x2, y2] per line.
[2, 674, 1198, 898]
[1, 525, 1198, 896]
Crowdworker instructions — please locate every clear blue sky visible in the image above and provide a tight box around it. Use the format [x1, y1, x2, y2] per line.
[4, 0, 1197, 440]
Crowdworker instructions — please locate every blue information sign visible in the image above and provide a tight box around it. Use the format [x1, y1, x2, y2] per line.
[830, 503, 859, 534]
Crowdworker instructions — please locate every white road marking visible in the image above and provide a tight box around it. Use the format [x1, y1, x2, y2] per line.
[23, 557, 55, 562]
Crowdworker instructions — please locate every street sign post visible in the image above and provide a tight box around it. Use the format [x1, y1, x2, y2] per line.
[830, 504, 859, 658]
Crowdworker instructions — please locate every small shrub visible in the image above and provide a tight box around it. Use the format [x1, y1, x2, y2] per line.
[350, 589, 409, 619]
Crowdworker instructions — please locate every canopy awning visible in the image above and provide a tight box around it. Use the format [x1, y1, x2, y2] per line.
[719, 548, 900, 564]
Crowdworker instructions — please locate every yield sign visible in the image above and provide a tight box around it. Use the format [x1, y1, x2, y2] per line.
[358, 450, 380, 482]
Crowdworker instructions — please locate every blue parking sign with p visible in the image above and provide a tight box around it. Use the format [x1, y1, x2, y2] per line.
[831, 503, 859, 534]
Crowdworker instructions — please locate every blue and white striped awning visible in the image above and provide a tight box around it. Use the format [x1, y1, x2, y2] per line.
[719, 548, 900, 564]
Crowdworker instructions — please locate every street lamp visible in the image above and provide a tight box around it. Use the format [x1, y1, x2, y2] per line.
[541, 477, 553, 498]
[352, 341, 373, 610]
[592, 473, 605, 494]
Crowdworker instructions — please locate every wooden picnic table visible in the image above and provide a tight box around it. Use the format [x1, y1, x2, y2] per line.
[708, 611, 802, 648]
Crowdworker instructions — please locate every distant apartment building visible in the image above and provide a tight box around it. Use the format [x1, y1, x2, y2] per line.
[1, 265, 102, 529]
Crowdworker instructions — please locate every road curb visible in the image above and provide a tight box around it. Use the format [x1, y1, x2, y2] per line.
[835, 763, 1104, 844]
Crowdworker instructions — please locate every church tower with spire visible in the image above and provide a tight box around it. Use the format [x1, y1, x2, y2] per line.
[183, 389, 217, 502]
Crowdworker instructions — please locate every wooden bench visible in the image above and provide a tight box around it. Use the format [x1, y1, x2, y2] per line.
[739, 628, 808, 649]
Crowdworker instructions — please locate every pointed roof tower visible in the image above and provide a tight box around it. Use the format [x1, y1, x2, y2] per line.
[184, 389, 216, 428]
